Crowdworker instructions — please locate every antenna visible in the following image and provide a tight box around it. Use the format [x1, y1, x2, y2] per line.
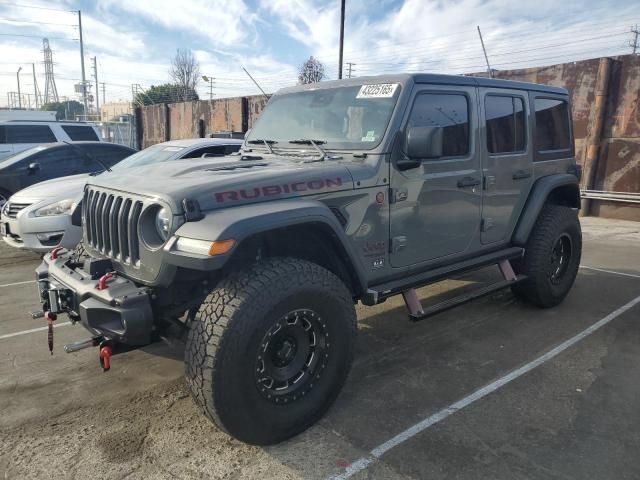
[241, 67, 270, 101]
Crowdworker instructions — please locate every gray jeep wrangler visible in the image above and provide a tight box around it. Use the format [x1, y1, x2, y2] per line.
[35, 74, 582, 445]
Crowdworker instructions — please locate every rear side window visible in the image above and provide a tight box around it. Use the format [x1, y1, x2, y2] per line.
[62, 125, 99, 141]
[485, 95, 526, 154]
[5, 125, 56, 143]
[83, 145, 134, 168]
[408, 93, 469, 157]
[534, 98, 571, 152]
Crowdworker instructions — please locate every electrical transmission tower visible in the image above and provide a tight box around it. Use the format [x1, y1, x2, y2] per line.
[43, 38, 59, 104]
[346, 62, 356, 78]
[631, 25, 639, 54]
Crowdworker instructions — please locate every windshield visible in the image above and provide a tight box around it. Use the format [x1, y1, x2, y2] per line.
[111, 144, 185, 170]
[0, 145, 48, 168]
[246, 83, 400, 150]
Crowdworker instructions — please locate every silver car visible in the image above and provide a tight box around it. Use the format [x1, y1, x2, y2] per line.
[1, 138, 243, 252]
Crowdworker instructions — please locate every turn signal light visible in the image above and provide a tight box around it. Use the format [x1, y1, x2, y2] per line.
[208, 239, 236, 256]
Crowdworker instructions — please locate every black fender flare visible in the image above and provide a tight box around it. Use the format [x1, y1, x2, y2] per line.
[166, 199, 368, 294]
[512, 174, 580, 246]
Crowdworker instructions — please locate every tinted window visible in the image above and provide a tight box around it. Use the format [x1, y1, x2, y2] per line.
[485, 96, 526, 154]
[62, 125, 99, 141]
[535, 98, 570, 151]
[5, 125, 56, 143]
[35, 147, 82, 166]
[82, 144, 135, 168]
[408, 93, 469, 157]
[183, 146, 226, 158]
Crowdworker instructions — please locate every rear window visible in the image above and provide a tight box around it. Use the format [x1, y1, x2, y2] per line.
[3, 125, 56, 144]
[485, 95, 526, 154]
[534, 98, 571, 152]
[62, 125, 99, 141]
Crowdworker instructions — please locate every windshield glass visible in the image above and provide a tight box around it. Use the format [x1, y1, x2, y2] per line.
[0, 145, 48, 168]
[111, 144, 185, 169]
[246, 83, 400, 150]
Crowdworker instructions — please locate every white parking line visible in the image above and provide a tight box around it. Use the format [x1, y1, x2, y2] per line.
[329, 294, 640, 480]
[0, 322, 72, 341]
[580, 265, 640, 279]
[0, 280, 34, 288]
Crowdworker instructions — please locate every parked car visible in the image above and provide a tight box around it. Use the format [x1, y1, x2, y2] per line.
[0, 120, 102, 161]
[34, 74, 581, 445]
[1, 138, 242, 252]
[0, 141, 135, 206]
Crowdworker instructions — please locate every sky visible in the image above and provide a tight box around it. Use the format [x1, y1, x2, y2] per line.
[0, 0, 638, 109]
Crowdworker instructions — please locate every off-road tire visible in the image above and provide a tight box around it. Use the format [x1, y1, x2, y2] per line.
[185, 257, 357, 445]
[512, 204, 581, 307]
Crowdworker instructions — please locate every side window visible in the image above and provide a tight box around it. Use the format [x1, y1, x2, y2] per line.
[83, 145, 133, 168]
[35, 148, 82, 167]
[0, 126, 5, 144]
[62, 125, 99, 141]
[485, 95, 526, 154]
[225, 144, 241, 154]
[407, 93, 469, 157]
[534, 98, 571, 152]
[5, 125, 56, 143]
[182, 146, 226, 159]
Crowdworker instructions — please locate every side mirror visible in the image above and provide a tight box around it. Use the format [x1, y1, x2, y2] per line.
[406, 126, 444, 159]
[27, 162, 40, 173]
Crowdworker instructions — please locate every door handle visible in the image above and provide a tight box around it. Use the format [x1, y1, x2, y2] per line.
[512, 170, 532, 180]
[457, 177, 481, 188]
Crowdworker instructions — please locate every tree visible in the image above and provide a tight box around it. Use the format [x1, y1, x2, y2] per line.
[133, 83, 199, 106]
[42, 100, 84, 120]
[298, 56, 325, 84]
[169, 49, 201, 102]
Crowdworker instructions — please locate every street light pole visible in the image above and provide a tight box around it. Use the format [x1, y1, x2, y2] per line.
[78, 10, 88, 118]
[16, 67, 22, 109]
[338, 0, 345, 79]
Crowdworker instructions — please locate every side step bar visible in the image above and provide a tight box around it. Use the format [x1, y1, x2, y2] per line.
[401, 258, 525, 322]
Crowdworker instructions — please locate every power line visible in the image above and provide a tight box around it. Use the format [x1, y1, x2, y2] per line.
[0, 32, 75, 40]
[0, 1, 75, 13]
[0, 17, 78, 27]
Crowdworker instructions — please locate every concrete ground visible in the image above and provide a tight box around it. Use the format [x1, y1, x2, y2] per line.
[1, 216, 639, 480]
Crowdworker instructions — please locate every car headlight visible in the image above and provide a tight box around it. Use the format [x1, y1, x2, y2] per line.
[34, 199, 76, 217]
[155, 207, 171, 241]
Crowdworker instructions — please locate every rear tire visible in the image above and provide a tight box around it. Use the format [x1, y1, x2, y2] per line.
[512, 204, 582, 307]
[185, 257, 356, 445]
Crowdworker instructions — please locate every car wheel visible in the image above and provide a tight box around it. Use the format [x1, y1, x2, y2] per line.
[512, 204, 582, 307]
[185, 257, 356, 445]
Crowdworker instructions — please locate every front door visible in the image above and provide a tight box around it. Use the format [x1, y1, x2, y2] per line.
[390, 85, 482, 268]
[479, 89, 533, 244]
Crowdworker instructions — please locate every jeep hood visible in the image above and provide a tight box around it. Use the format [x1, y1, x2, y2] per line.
[86, 156, 356, 212]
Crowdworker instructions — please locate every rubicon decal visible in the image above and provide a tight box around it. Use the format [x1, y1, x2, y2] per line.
[215, 178, 344, 203]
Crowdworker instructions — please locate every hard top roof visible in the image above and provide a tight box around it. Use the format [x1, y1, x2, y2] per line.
[276, 73, 568, 95]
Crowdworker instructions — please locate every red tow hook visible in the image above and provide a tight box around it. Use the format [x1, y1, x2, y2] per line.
[50, 246, 64, 260]
[97, 272, 114, 290]
[99, 344, 113, 372]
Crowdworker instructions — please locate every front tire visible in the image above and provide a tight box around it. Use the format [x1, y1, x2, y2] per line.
[512, 204, 582, 307]
[185, 257, 356, 445]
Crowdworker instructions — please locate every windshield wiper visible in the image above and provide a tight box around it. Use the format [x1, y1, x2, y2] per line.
[246, 139, 277, 154]
[63, 141, 111, 172]
[288, 139, 343, 162]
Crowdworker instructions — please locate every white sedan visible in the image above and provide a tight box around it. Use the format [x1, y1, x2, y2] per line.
[1, 138, 243, 253]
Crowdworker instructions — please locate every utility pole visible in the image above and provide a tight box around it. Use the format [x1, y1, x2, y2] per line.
[346, 62, 355, 78]
[101, 82, 106, 105]
[202, 75, 215, 100]
[78, 10, 88, 118]
[338, 0, 345, 79]
[92, 56, 100, 119]
[477, 26, 493, 78]
[31, 63, 40, 109]
[16, 67, 22, 109]
[631, 24, 639, 54]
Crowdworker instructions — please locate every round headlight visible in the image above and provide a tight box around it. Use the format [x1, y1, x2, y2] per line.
[155, 207, 170, 241]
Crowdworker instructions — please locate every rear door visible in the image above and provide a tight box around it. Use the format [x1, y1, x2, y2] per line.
[389, 85, 482, 267]
[0, 126, 14, 160]
[479, 89, 532, 244]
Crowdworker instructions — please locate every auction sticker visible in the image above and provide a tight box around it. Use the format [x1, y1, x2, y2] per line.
[356, 83, 399, 98]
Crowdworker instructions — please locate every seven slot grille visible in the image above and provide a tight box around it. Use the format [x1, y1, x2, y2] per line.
[84, 188, 143, 265]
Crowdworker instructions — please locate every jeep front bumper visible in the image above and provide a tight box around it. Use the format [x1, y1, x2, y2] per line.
[36, 251, 154, 346]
